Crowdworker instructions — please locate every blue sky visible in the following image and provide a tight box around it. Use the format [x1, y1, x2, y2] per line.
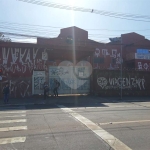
[0, 0, 150, 43]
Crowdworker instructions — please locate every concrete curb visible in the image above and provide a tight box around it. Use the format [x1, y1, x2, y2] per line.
[0, 102, 48, 107]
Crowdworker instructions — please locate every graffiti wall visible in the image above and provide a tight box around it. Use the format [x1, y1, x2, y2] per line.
[49, 61, 91, 94]
[93, 70, 150, 96]
[94, 48, 121, 69]
[0, 46, 48, 98]
[136, 60, 150, 71]
[32, 71, 45, 95]
[1, 77, 32, 98]
[0, 47, 48, 76]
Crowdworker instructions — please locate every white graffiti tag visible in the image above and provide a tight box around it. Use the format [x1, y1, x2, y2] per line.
[0, 47, 48, 74]
[97, 77, 108, 89]
[95, 48, 100, 57]
[97, 76, 145, 90]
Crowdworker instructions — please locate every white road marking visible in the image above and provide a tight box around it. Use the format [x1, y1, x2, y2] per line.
[0, 137, 26, 145]
[58, 105, 132, 150]
[0, 119, 26, 124]
[71, 107, 98, 109]
[0, 111, 26, 114]
[0, 114, 26, 118]
[0, 126, 27, 132]
[70, 105, 142, 110]
[99, 119, 150, 125]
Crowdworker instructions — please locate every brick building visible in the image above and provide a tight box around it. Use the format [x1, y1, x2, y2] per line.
[0, 26, 150, 98]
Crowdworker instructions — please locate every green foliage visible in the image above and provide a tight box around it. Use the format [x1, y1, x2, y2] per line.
[0, 33, 11, 42]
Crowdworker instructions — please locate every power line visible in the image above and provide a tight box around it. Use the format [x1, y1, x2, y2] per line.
[2, 29, 150, 44]
[19, 0, 150, 19]
[1, 25, 150, 44]
[2, 24, 150, 38]
[0, 21, 62, 28]
[18, 0, 150, 22]
[0, 25, 59, 34]
[0, 25, 120, 37]
[0, 31, 110, 44]
[1, 31, 150, 47]
[1, 21, 150, 32]
[1, 22, 149, 37]
[0, 23, 60, 32]
[0, 28, 119, 42]
[0, 31, 50, 38]
[0, 23, 122, 40]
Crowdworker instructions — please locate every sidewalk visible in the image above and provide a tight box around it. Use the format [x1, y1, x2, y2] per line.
[0, 95, 150, 107]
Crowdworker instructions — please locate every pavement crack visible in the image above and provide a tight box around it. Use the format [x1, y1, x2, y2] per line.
[43, 114, 60, 150]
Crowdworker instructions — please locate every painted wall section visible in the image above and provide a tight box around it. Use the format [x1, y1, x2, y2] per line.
[0, 47, 48, 98]
[49, 65, 90, 94]
[93, 47, 121, 70]
[93, 70, 150, 96]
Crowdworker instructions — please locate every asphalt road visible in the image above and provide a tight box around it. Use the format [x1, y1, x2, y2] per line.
[0, 101, 150, 150]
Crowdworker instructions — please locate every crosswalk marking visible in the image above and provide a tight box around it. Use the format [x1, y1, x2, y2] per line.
[0, 111, 26, 114]
[0, 119, 26, 124]
[0, 126, 27, 132]
[0, 106, 27, 146]
[0, 137, 26, 145]
[0, 114, 26, 118]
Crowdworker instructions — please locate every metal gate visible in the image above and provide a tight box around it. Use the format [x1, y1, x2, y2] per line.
[49, 66, 90, 94]
[32, 71, 45, 95]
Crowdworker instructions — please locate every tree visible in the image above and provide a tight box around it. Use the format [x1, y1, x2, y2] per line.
[0, 33, 11, 42]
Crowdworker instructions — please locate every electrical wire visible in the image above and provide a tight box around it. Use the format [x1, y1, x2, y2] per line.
[1, 20, 150, 32]
[1, 31, 150, 47]
[0, 22, 138, 38]
[2, 25, 149, 38]
[18, 0, 150, 22]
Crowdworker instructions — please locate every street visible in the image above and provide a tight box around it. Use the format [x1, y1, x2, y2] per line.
[0, 101, 150, 150]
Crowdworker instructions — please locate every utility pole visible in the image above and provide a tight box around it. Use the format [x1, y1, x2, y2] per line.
[120, 36, 123, 100]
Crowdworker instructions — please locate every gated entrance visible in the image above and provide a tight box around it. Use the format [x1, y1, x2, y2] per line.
[49, 64, 90, 94]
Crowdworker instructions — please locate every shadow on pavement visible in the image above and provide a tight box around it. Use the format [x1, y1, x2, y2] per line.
[0, 95, 150, 111]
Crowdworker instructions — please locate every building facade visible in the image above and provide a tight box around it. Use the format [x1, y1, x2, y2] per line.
[0, 26, 150, 98]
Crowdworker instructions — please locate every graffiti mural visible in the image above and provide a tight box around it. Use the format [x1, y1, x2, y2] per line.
[34, 77, 45, 90]
[32, 71, 45, 95]
[97, 76, 145, 90]
[1, 77, 32, 98]
[49, 61, 91, 94]
[0, 47, 48, 98]
[0, 47, 48, 75]
[93, 70, 150, 96]
[137, 62, 150, 70]
[49, 67, 69, 76]
[94, 48, 121, 69]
